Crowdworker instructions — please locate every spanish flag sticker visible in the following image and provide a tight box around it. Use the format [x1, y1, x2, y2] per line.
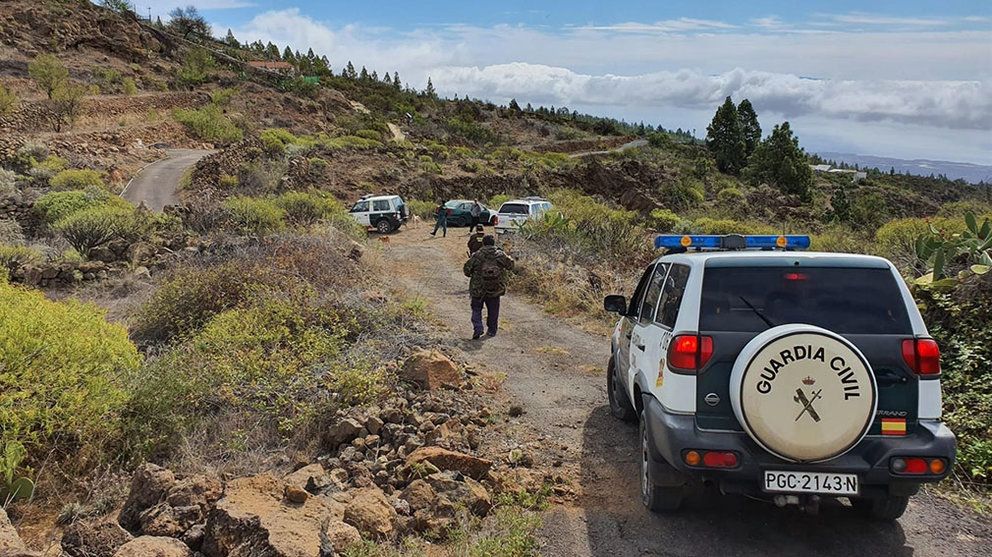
[881, 418, 907, 436]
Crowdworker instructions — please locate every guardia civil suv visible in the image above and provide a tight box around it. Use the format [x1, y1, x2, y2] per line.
[604, 234, 955, 520]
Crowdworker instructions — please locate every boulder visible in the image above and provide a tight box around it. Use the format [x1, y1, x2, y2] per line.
[322, 521, 361, 554]
[323, 417, 365, 450]
[343, 487, 397, 540]
[62, 520, 133, 557]
[0, 508, 26, 554]
[400, 350, 462, 390]
[283, 463, 334, 495]
[406, 446, 492, 480]
[427, 472, 492, 516]
[113, 536, 192, 557]
[119, 464, 176, 531]
[399, 479, 437, 512]
[201, 474, 346, 557]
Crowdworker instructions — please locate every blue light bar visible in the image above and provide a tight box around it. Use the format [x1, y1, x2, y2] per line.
[654, 234, 811, 251]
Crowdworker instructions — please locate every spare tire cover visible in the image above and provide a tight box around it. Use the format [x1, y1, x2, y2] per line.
[730, 324, 877, 463]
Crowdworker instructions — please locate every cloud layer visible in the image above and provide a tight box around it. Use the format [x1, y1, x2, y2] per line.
[221, 8, 992, 162]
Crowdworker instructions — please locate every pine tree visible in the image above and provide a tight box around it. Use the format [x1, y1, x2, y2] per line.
[370, 70, 378, 82]
[706, 96, 747, 175]
[508, 98, 521, 112]
[425, 77, 436, 99]
[831, 184, 851, 222]
[737, 98, 761, 159]
[266, 42, 279, 60]
[743, 121, 814, 202]
[890, 166, 896, 175]
[224, 29, 238, 47]
[359, 66, 369, 80]
[393, 72, 401, 89]
[155, 16, 163, 28]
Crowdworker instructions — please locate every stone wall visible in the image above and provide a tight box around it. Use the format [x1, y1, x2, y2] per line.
[0, 92, 207, 134]
[0, 195, 40, 238]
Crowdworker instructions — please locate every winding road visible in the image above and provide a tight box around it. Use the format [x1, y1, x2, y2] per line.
[121, 149, 213, 211]
[388, 225, 990, 557]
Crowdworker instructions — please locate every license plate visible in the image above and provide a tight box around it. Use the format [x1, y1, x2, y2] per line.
[763, 471, 859, 495]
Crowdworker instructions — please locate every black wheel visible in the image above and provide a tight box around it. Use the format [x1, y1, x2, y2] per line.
[608, 357, 636, 422]
[640, 410, 684, 513]
[375, 219, 394, 234]
[856, 495, 909, 520]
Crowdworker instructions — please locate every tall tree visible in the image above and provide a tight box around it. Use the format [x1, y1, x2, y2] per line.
[343, 61, 357, 79]
[392, 71, 401, 89]
[359, 66, 370, 81]
[100, 0, 135, 15]
[28, 54, 68, 99]
[705, 96, 746, 174]
[282, 46, 294, 62]
[737, 98, 761, 159]
[167, 6, 211, 39]
[743, 121, 814, 202]
[425, 77, 437, 99]
[370, 70, 378, 82]
[224, 28, 239, 47]
[265, 42, 280, 60]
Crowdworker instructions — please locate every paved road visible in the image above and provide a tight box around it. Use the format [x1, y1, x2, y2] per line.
[121, 149, 213, 211]
[388, 225, 990, 557]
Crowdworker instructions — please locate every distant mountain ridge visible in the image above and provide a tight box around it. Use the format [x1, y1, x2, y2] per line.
[817, 152, 992, 184]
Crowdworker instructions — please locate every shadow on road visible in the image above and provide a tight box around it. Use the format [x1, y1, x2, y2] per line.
[577, 405, 913, 557]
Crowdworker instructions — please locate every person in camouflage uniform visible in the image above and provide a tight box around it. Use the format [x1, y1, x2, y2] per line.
[463, 235, 514, 339]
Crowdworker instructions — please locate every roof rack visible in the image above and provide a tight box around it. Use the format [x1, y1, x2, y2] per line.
[655, 234, 811, 252]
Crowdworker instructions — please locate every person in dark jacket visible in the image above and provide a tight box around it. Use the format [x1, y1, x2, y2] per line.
[430, 201, 448, 237]
[463, 235, 514, 339]
[467, 224, 485, 255]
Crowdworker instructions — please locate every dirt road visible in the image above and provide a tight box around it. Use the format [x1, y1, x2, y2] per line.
[121, 149, 213, 211]
[388, 224, 990, 557]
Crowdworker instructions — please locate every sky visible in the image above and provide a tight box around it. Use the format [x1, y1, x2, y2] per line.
[144, 1, 992, 164]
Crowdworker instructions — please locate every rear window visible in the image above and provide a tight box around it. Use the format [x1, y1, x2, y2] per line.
[699, 267, 911, 334]
[499, 203, 529, 215]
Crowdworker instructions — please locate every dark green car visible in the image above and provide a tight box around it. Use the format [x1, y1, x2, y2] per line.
[439, 200, 498, 227]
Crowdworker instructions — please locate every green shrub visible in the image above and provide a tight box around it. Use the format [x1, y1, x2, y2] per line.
[122, 77, 138, 95]
[0, 83, 19, 117]
[0, 169, 19, 198]
[692, 217, 778, 235]
[406, 199, 436, 220]
[354, 129, 383, 141]
[34, 188, 127, 224]
[322, 135, 381, 150]
[29, 155, 68, 183]
[273, 191, 344, 226]
[173, 105, 243, 144]
[648, 208, 682, 232]
[209, 87, 236, 106]
[259, 128, 300, 155]
[811, 225, 868, 254]
[937, 200, 992, 218]
[875, 217, 961, 273]
[223, 196, 286, 235]
[0, 244, 42, 276]
[663, 177, 705, 210]
[0, 280, 140, 467]
[218, 173, 239, 189]
[54, 205, 138, 257]
[0, 219, 24, 246]
[49, 168, 105, 191]
[489, 194, 512, 210]
[176, 48, 214, 88]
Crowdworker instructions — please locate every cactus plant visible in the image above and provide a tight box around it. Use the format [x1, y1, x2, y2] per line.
[914, 211, 992, 285]
[1, 441, 35, 506]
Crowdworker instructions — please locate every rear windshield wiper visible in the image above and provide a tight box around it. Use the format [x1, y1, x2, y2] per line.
[739, 296, 776, 329]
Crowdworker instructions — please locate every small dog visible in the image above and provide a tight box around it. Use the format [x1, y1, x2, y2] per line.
[379, 236, 391, 245]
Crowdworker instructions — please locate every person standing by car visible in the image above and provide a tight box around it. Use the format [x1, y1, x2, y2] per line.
[463, 235, 514, 339]
[469, 200, 483, 230]
[467, 224, 486, 255]
[430, 200, 448, 237]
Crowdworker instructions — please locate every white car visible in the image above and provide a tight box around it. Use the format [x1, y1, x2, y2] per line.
[604, 233, 954, 520]
[348, 195, 407, 233]
[494, 197, 553, 234]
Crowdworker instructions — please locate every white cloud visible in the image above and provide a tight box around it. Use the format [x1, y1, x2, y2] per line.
[573, 17, 737, 33]
[430, 64, 991, 130]
[825, 13, 951, 26]
[750, 16, 785, 29]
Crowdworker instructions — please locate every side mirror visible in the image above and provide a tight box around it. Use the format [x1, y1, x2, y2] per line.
[604, 295, 628, 315]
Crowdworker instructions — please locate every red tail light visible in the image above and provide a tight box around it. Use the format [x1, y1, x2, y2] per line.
[668, 334, 713, 373]
[901, 338, 941, 376]
[702, 451, 738, 468]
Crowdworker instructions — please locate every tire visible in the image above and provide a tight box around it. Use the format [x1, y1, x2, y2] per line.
[857, 495, 910, 521]
[375, 219, 394, 234]
[608, 357, 637, 422]
[640, 410, 684, 513]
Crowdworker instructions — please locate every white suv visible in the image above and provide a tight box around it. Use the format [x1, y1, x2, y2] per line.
[348, 195, 407, 233]
[604, 234, 955, 520]
[494, 197, 553, 234]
